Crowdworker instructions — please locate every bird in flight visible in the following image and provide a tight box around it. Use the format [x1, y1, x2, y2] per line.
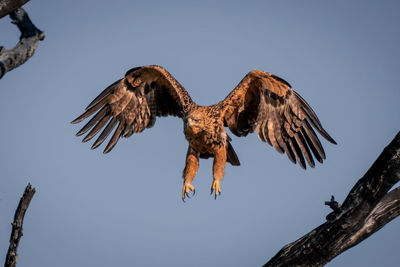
[72, 65, 336, 201]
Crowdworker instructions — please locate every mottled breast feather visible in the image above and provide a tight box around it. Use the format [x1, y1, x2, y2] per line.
[222, 69, 336, 169]
[72, 65, 194, 153]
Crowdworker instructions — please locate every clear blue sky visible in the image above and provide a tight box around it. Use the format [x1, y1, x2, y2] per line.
[1, 1, 399, 266]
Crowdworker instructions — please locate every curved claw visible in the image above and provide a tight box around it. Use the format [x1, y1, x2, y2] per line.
[182, 183, 196, 201]
[187, 189, 195, 198]
[211, 180, 222, 199]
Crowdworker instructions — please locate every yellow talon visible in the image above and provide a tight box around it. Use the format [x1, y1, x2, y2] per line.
[211, 180, 221, 199]
[182, 183, 195, 201]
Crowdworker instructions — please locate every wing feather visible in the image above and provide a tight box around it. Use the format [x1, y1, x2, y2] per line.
[91, 117, 118, 150]
[294, 132, 315, 168]
[283, 138, 296, 164]
[72, 65, 193, 153]
[290, 136, 306, 169]
[71, 94, 112, 124]
[85, 79, 121, 110]
[223, 69, 335, 169]
[302, 120, 325, 162]
[104, 120, 125, 154]
[76, 105, 109, 136]
[82, 112, 112, 143]
[268, 119, 284, 154]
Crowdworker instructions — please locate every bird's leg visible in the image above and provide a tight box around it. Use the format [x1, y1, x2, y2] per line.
[182, 147, 199, 201]
[211, 147, 227, 199]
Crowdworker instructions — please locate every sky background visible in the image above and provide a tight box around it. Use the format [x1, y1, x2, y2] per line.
[1, 0, 400, 266]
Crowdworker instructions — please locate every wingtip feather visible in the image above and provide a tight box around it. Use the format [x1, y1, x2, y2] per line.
[329, 137, 337, 145]
[321, 130, 337, 145]
[71, 117, 84, 124]
[91, 141, 102, 150]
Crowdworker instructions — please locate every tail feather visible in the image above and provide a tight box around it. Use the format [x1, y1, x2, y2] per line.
[227, 140, 240, 166]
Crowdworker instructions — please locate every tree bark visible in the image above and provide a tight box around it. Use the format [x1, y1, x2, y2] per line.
[0, 7, 44, 79]
[264, 131, 400, 267]
[4, 184, 36, 267]
[0, 0, 30, 19]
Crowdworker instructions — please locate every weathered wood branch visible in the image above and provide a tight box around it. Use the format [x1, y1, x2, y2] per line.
[0, 7, 44, 79]
[349, 186, 400, 247]
[4, 184, 36, 267]
[0, 0, 29, 19]
[264, 131, 400, 267]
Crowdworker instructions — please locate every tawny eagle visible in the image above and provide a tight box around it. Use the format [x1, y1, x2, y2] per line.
[72, 65, 336, 200]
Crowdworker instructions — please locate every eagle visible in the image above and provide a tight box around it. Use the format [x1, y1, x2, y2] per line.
[72, 65, 336, 200]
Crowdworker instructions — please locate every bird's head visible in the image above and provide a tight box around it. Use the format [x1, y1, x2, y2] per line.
[186, 113, 203, 128]
[184, 111, 206, 135]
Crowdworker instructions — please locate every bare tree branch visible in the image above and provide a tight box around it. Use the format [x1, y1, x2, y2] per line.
[0, 0, 30, 18]
[350, 186, 400, 247]
[4, 183, 36, 267]
[264, 131, 400, 267]
[0, 7, 44, 79]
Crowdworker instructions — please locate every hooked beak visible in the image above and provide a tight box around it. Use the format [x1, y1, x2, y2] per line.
[184, 117, 194, 127]
[183, 117, 190, 125]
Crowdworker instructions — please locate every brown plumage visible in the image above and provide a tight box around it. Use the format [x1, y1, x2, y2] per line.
[72, 65, 336, 200]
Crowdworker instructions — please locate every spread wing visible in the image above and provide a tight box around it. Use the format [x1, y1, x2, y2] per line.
[72, 65, 193, 153]
[223, 70, 336, 169]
